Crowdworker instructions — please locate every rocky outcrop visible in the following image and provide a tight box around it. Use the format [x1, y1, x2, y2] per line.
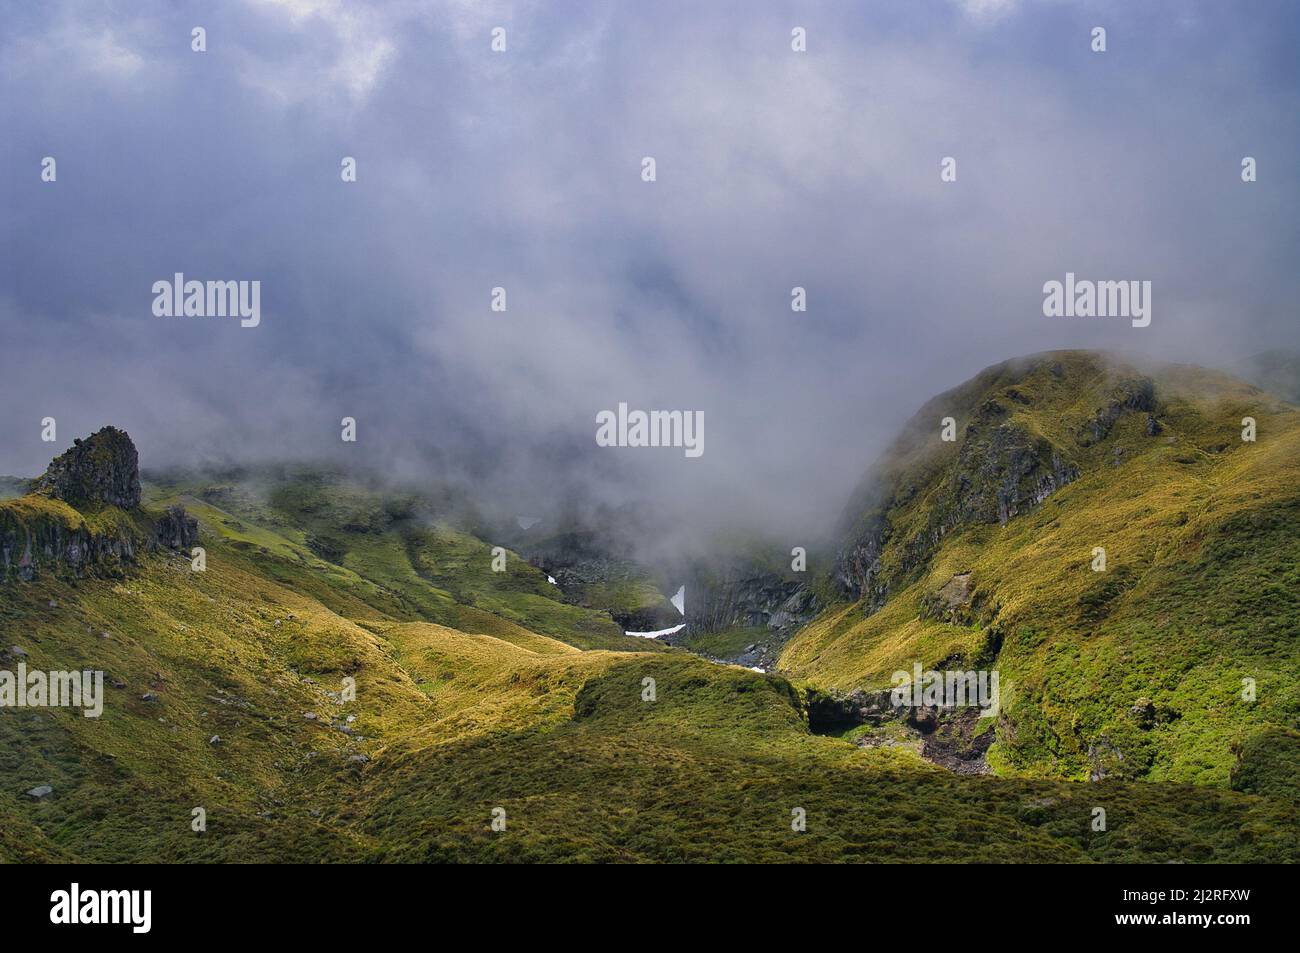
[954, 420, 1079, 526]
[34, 426, 141, 508]
[1127, 697, 1179, 730]
[1075, 378, 1158, 447]
[837, 417, 1079, 608]
[834, 363, 1169, 607]
[835, 511, 888, 603]
[805, 686, 997, 775]
[152, 504, 199, 552]
[768, 586, 817, 631]
[922, 572, 975, 623]
[2, 429, 198, 582]
[804, 686, 897, 731]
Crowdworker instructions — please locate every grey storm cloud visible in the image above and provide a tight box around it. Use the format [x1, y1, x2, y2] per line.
[2, 0, 1298, 540]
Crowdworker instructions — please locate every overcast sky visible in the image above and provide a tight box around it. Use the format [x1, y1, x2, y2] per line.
[2, 0, 1297, 539]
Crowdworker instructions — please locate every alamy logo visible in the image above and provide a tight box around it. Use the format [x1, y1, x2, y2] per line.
[891, 664, 1000, 717]
[1042, 272, 1150, 327]
[0, 666, 103, 717]
[50, 883, 151, 933]
[595, 403, 704, 458]
[152, 273, 261, 327]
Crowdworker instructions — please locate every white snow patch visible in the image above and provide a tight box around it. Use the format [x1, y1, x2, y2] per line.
[624, 622, 686, 639]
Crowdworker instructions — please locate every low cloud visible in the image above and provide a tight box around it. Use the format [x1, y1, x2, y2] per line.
[2, 0, 1297, 546]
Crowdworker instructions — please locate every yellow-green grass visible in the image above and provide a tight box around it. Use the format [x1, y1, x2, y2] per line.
[0, 543, 413, 861]
[349, 653, 1300, 863]
[401, 524, 655, 651]
[780, 353, 1300, 787]
[5, 357, 1300, 863]
[147, 478, 657, 653]
[678, 624, 770, 658]
[3, 516, 1297, 862]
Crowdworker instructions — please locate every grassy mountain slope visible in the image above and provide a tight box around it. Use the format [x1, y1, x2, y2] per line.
[144, 469, 654, 653]
[5, 541, 1295, 862]
[780, 351, 1300, 789]
[4, 387, 1300, 863]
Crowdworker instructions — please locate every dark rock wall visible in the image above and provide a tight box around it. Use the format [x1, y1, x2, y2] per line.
[34, 426, 141, 508]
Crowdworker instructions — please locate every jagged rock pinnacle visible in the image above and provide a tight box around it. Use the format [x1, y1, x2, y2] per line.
[35, 426, 142, 509]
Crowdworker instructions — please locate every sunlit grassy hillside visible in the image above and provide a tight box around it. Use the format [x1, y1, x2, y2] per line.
[3, 355, 1299, 863]
[780, 351, 1300, 788]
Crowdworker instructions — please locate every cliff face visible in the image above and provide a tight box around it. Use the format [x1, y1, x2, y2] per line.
[0, 496, 139, 582]
[686, 567, 815, 635]
[666, 549, 821, 670]
[1, 428, 197, 582]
